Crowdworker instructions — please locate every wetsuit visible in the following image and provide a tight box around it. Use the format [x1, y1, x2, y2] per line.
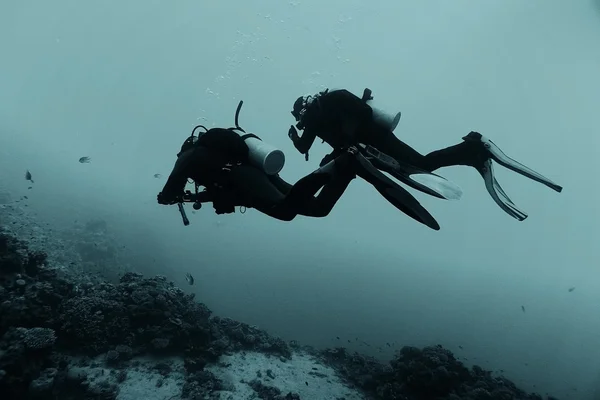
[290, 89, 481, 173]
[158, 128, 355, 221]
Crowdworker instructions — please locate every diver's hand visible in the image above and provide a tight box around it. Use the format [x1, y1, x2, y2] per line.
[288, 125, 299, 142]
[157, 192, 178, 205]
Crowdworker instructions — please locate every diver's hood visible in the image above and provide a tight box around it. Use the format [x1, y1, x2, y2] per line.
[292, 96, 306, 120]
[291, 95, 314, 126]
[177, 136, 198, 157]
[292, 91, 327, 129]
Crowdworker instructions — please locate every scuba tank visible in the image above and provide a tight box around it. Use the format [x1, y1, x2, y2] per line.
[184, 101, 286, 175]
[228, 101, 285, 176]
[362, 88, 402, 132]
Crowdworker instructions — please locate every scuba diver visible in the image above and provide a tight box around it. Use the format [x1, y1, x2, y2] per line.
[288, 87, 563, 225]
[157, 101, 436, 226]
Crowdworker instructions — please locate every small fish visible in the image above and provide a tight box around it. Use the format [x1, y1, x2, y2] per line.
[79, 156, 91, 163]
[568, 287, 575, 292]
[521, 305, 526, 313]
[153, 173, 162, 178]
[185, 273, 194, 285]
[25, 170, 34, 183]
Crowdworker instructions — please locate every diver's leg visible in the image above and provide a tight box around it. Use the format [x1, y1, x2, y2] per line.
[362, 127, 431, 169]
[229, 164, 340, 221]
[357, 127, 463, 200]
[298, 174, 354, 217]
[294, 151, 358, 217]
[361, 124, 486, 172]
[226, 166, 295, 220]
[268, 175, 293, 195]
[362, 126, 562, 219]
[270, 152, 358, 218]
[394, 131, 564, 194]
[421, 140, 486, 171]
[364, 127, 498, 172]
[361, 125, 543, 176]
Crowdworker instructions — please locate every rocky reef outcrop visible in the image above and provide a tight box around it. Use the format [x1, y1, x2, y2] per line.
[0, 228, 560, 400]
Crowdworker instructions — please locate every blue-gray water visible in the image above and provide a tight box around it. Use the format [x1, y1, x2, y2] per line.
[1, 1, 599, 398]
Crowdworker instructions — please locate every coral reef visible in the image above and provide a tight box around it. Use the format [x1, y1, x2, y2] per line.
[0, 227, 560, 399]
[318, 345, 561, 400]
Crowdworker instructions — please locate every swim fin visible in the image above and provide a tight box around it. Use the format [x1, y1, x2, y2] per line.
[360, 144, 463, 201]
[353, 152, 440, 230]
[463, 132, 563, 193]
[480, 159, 528, 221]
[462, 132, 563, 221]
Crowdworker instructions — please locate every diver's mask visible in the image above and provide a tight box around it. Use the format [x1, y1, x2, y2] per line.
[291, 95, 316, 129]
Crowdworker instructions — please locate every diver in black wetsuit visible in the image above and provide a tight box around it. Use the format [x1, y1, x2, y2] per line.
[288, 87, 563, 223]
[157, 127, 359, 221]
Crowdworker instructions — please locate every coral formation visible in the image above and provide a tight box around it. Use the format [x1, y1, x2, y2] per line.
[0, 228, 560, 399]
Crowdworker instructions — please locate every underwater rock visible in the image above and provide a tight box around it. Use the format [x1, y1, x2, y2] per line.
[210, 315, 292, 359]
[247, 379, 302, 400]
[318, 344, 551, 400]
[0, 228, 562, 400]
[13, 327, 57, 350]
[0, 327, 58, 399]
[181, 369, 225, 398]
[28, 367, 58, 397]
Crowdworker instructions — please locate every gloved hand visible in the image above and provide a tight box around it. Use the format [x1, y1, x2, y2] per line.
[157, 192, 179, 205]
[288, 125, 299, 142]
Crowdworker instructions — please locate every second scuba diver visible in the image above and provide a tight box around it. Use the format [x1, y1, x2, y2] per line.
[288, 87, 563, 227]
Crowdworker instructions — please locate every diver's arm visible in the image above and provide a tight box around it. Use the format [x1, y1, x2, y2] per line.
[289, 125, 317, 156]
[157, 149, 194, 204]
